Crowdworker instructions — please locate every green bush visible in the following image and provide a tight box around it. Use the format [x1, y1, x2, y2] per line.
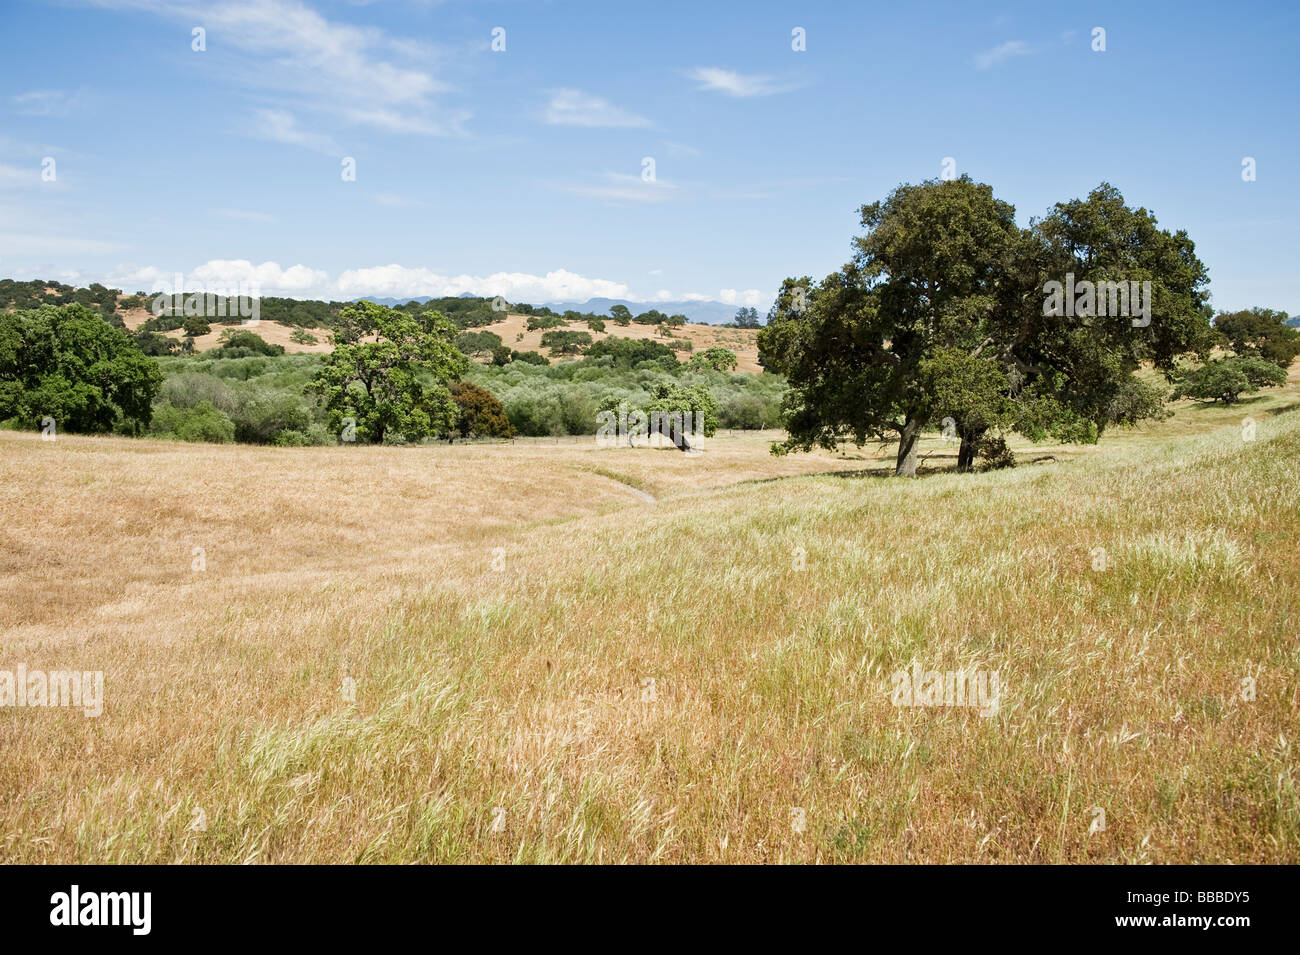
[150, 400, 236, 443]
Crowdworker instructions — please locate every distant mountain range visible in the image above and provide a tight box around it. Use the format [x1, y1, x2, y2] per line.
[358, 294, 752, 326]
[1288, 316, 1300, 328]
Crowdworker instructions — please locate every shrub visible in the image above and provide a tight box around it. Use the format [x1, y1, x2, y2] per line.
[449, 381, 516, 439]
[510, 350, 549, 366]
[150, 400, 236, 443]
[211, 330, 285, 358]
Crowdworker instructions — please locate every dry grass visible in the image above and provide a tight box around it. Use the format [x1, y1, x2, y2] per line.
[1, 385, 1297, 863]
[457, 313, 762, 372]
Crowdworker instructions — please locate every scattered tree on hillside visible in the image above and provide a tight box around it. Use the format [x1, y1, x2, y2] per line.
[609, 305, 632, 326]
[1213, 307, 1300, 368]
[733, 307, 762, 329]
[689, 346, 738, 372]
[540, 330, 593, 356]
[454, 329, 504, 360]
[1171, 355, 1287, 404]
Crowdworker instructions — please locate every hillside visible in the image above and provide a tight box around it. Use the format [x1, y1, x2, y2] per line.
[2, 380, 1297, 863]
[1, 279, 764, 371]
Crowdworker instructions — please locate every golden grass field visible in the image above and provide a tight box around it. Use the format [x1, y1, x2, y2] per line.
[1, 379, 1297, 863]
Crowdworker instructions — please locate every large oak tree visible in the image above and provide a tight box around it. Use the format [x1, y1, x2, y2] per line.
[759, 178, 1212, 474]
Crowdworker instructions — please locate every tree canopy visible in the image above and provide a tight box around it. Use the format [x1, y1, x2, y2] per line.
[0, 303, 162, 434]
[309, 302, 468, 444]
[759, 178, 1212, 474]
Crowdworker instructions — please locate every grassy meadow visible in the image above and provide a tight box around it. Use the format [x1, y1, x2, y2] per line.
[1, 378, 1297, 864]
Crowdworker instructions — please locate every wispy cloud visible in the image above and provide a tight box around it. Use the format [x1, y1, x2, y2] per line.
[543, 89, 651, 128]
[96, 0, 465, 141]
[973, 40, 1031, 70]
[661, 140, 702, 158]
[563, 172, 678, 204]
[0, 232, 121, 256]
[251, 109, 340, 154]
[10, 90, 80, 117]
[685, 67, 798, 97]
[215, 208, 276, 223]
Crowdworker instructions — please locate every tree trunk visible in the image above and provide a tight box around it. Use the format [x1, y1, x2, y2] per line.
[956, 429, 981, 472]
[895, 417, 921, 476]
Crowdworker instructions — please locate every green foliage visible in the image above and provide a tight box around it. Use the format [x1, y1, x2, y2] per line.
[449, 381, 516, 439]
[1172, 356, 1288, 404]
[584, 336, 678, 368]
[1214, 307, 1300, 368]
[760, 177, 1211, 474]
[508, 350, 549, 366]
[647, 381, 719, 437]
[149, 400, 236, 443]
[134, 330, 180, 356]
[608, 305, 632, 325]
[212, 330, 285, 358]
[0, 304, 162, 433]
[732, 307, 762, 329]
[527, 315, 565, 332]
[455, 329, 504, 359]
[309, 303, 469, 444]
[148, 361, 331, 446]
[540, 329, 592, 355]
[586, 317, 606, 334]
[0, 279, 120, 324]
[289, 328, 319, 345]
[182, 316, 211, 337]
[690, 347, 738, 372]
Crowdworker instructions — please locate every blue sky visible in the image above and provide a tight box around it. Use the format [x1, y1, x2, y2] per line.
[1, 0, 1297, 314]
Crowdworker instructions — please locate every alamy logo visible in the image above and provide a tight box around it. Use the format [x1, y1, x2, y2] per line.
[596, 402, 704, 450]
[151, 272, 260, 324]
[50, 886, 151, 935]
[1043, 273, 1151, 327]
[889, 662, 1000, 717]
[0, 665, 103, 717]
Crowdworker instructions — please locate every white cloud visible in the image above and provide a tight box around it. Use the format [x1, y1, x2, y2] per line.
[685, 67, 796, 98]
[106, 260, 329, 295]
[0, 233, 121, 256]
[717, 288, 763, 307]
[98, 0, 462, 140]
[333, 265, 630, 303]
[564, 173, 677, 204]
[215, 208, 276, 223]
[252, 109, 340, 154]
[973, 41, 1031, 70]
[660, 140, 702, 158]
[10, 90, 79, 117]
[543, 89, 651, 128]
[72, 260, 766, 309]
[0, 164, 38, 189]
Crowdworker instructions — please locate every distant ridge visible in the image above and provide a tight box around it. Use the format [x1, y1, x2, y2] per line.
[357, 295, 751, 326]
